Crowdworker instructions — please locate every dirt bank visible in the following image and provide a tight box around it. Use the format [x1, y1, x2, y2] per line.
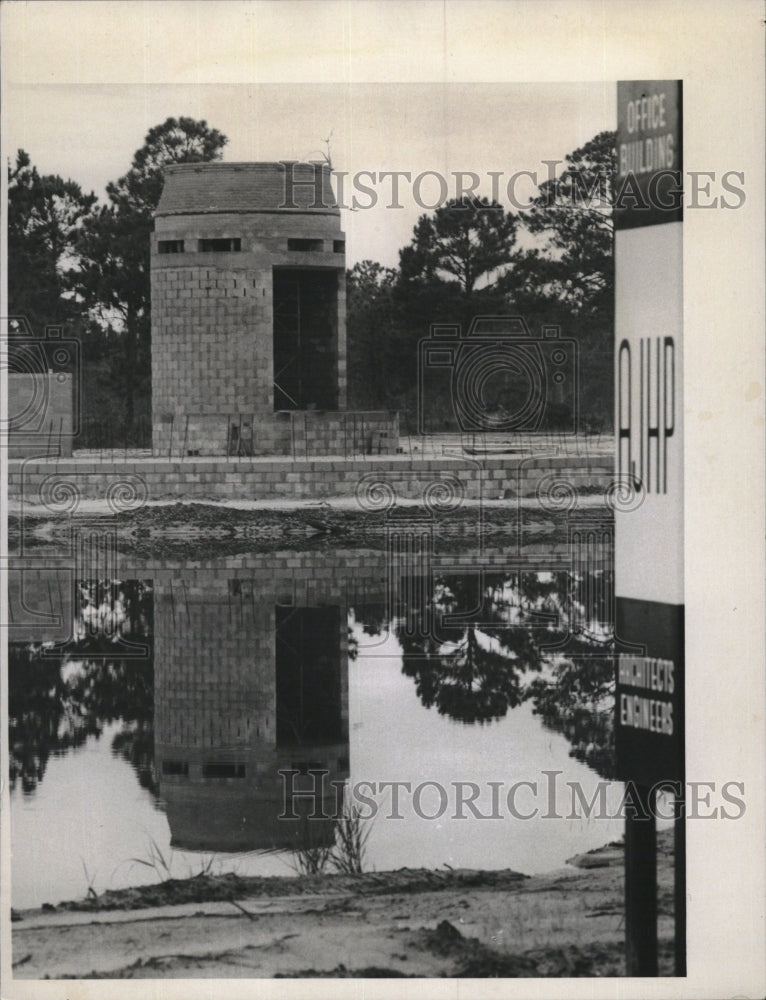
[11, 830, 675, 979]
[10, 495, 592, 561]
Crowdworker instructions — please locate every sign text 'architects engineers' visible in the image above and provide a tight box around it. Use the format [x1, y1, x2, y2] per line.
[618, 654, 676, 737]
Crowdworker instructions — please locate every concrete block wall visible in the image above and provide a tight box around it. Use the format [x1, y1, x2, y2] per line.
[286, 410, 400, 457]
[8, 452, 616, 510]
[151, 163, 359, 458]
[154, 409, 399, 458]
[151, 262, 271, 433]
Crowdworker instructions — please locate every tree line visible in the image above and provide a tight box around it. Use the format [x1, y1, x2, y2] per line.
[347, 130, 615, 433]
[8, 118, 227, 445]
[8, 119, 616, 445]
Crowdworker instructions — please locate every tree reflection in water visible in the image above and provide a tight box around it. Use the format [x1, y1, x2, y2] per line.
[351, 570, 617, 778]
[8, 580, 154, 795]
[9, 569, 617, 799]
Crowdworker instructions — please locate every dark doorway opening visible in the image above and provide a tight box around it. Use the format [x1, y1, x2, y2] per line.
[275, 605, 343, 747]
[273, 269, 339, 411]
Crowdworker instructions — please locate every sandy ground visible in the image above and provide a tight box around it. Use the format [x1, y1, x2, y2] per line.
[11, 831, 676, 980]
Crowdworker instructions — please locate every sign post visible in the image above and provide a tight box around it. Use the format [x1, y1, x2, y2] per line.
[614, 79, 685, 977]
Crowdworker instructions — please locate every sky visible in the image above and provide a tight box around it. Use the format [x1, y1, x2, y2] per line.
[2, 2, 619, 267]
[5, 79, 615, 268]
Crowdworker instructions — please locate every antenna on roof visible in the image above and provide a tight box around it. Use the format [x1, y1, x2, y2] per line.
[306, 129, 334, 169]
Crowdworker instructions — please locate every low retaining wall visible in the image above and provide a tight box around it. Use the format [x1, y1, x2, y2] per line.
[153, 409, 400, 457]
[9, 451, 619, 508]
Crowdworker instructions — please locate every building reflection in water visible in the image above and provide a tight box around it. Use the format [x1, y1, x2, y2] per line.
[8, 512, 618, 847]
[153, 573, 350, 852]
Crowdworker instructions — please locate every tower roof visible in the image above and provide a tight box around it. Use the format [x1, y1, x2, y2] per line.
[155, 161, 339, 216]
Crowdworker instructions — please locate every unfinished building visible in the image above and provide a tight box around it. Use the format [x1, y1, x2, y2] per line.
[150, 161, 398, 457]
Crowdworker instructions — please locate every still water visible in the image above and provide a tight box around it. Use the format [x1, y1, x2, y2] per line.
[9, 542, 625, 910]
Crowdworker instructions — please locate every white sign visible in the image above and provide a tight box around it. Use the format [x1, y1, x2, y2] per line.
[614, 221, 683, 605]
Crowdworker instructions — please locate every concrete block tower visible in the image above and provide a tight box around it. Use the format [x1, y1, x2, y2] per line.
[151, 161, 397, 457]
